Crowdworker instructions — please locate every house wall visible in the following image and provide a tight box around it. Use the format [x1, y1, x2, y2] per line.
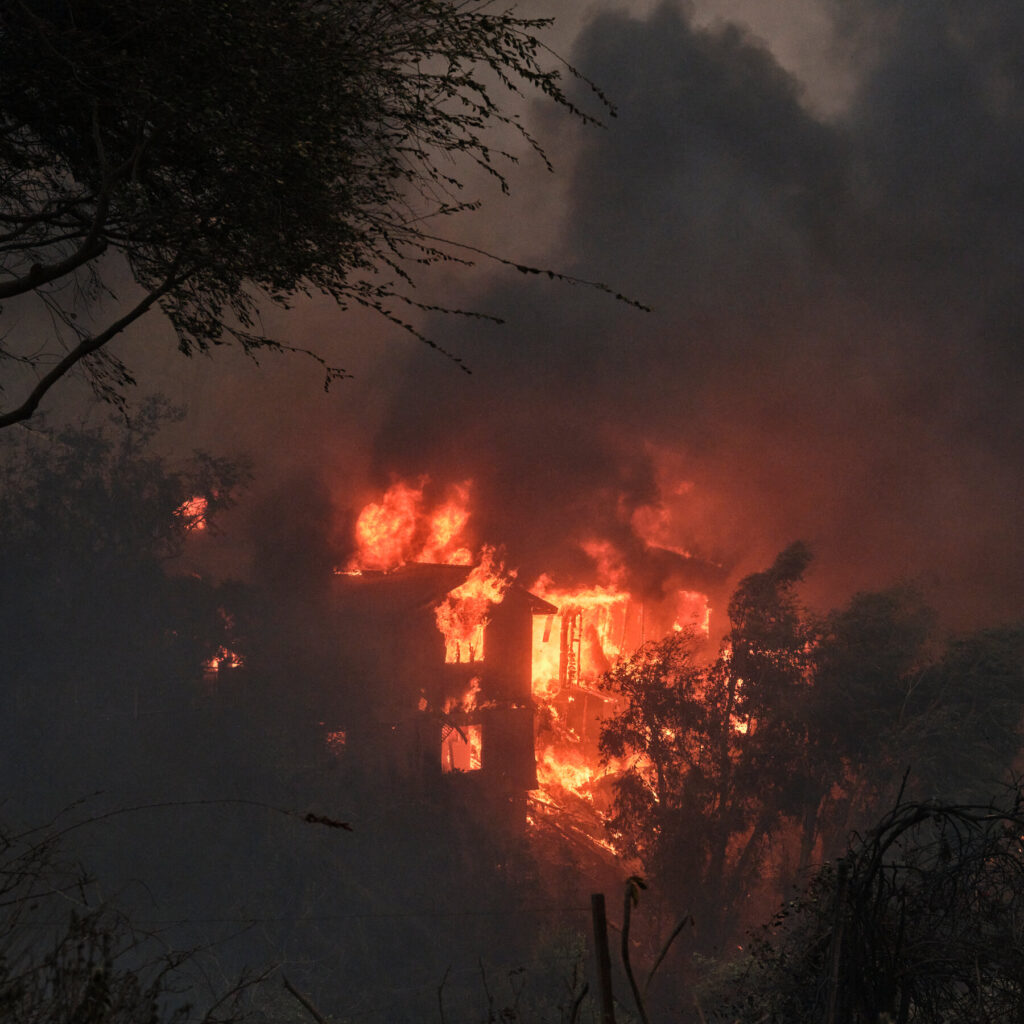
[328, 570, 548, 822]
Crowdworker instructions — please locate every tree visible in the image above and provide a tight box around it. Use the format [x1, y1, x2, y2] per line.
[0, 0, 619, 428]
[807, 596, 1024, 855]
[599, 631, 709, 871]
[797, 585, 935, 869]
[711, 542, 818, 888]
[599, 547, 821, 943]
[599, 543, 1024, 950]
[712, 790, 1024, 1024]
[906, 627, 1024, 803]
[0, 399, 247, 809]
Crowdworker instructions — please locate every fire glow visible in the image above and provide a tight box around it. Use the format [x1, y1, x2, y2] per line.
[175, 495, 209, 531]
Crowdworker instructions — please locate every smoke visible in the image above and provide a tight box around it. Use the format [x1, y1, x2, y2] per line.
[350, 0, 1023, 626]
[135, 0, 1024, 630]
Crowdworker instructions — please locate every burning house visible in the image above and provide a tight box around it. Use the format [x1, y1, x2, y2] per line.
[307, 478, 724, 834]
[329, 560, 556, 823]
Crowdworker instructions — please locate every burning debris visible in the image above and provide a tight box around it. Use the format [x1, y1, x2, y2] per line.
[203, 646, 244, 675]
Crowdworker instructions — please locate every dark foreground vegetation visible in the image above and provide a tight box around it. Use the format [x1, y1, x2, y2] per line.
[2, 411, 1023, 1022]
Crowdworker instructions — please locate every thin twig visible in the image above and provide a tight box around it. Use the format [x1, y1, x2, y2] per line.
[437, 965, 451, 1024]
[643, 912, 693, 998]
[282, 975, 330, 1024]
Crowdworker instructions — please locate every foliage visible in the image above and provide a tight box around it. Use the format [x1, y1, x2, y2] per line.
[599, 631, 707, 864]
[906, 626, 1024, 803]
[0, 813, 261, 1024]
[709, 790, 1024, 1024]
[599, 545, 818, 941]
[0, 0, 617, 427]
[599, 543, 1024, 949]
[0, 398, 245, 564]
[0, 400, 248, 806]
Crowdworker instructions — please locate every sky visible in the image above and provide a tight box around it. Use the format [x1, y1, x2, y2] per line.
[96, 0, 1024, 628]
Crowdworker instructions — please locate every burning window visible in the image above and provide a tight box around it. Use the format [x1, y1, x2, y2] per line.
[203, 646, 244, 677]
[441, 724, 482, 773]
[435, 546, 512, 664]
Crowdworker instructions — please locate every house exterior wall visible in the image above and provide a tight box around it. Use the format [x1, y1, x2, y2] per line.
[329, 566, 554, 820]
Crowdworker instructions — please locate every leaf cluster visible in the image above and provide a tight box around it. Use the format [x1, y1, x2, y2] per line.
[0, 0, 610, 424]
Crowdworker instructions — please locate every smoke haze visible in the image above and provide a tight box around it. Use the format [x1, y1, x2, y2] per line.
[126, 0, 1024, 627]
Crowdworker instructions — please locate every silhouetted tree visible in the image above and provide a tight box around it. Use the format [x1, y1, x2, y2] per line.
[712, 789, 1024, 1024]
[798, 585, 935, 868]
[0, 0, 620, 427]
[600, 545, 818, 941]
[0, 400, 247, 809]
[599, 631, 708, 871]
[600, 544, 1024, 950]
[906, 626, 1024, 803]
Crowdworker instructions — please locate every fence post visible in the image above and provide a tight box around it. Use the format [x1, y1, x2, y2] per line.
[826, 858, 849, 1024]
[591, 892, 617, 1024]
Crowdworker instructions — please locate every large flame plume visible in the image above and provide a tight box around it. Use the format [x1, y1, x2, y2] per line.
[434, 546, 513, 664]
[345, 479, 473, 572]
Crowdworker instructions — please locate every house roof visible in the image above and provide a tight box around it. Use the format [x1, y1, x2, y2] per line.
[331, 562, 558, 618]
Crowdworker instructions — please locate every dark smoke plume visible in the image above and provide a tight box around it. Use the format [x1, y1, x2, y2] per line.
[362, 0, 1023, 625]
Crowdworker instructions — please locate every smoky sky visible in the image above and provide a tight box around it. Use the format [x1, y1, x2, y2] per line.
[355, 0, 1024, 625]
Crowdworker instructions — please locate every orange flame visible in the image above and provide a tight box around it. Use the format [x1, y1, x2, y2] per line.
[346, 479, 473, 572]
[176, 495, 208, 531]
[435, 547, 514, 663]
[421, 482, 473, 565]
[443, 676, 481, 715]
[442, 723, 482, 772]
[348, 481, 422, 571]
[536, 744, 597, 796]
[341, 473, 718, 859]
[204, 646, 244, 674]
[530, 577, 634, 697]
[674, 590, 712, 637]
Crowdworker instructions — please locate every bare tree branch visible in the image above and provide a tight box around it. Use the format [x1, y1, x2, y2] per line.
[0, 268, 181, 429]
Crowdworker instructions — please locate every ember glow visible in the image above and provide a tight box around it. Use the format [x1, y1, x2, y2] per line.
[175, 495, 209, 531]
[204, 646, 244, 674]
